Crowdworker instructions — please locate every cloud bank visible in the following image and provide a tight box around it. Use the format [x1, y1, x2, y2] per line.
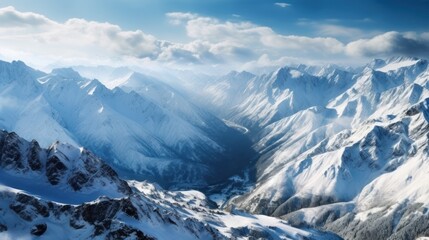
[0, 6, 428, 72]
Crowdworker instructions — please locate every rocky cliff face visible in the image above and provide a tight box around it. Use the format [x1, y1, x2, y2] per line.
[0, 130, 131, 196]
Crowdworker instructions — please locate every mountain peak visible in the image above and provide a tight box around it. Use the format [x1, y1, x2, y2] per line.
[0, 59, 44, 84]
[274, 66, 305, 79]
[51, 67, 82, 80]
[224, 70, 255, 80]
[376, 57, 424, 73]
[367, 58, 387, 69]
[11, 60, 27, 68]
[385, 56, 420, 64]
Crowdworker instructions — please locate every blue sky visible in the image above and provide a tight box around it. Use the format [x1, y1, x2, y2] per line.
[1, 0, 428, 40]
[0, 0, 428, 71]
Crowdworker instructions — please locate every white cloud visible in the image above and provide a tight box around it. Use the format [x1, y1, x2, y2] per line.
[166, 12, 198, 25]
[0, 6, 55, 28]
[0, 7, 427, 73]
[62, 18, 161, 58]
[0, 7, 354, 70]
[180, 14, 344, 56]
[346, 31, 429, 57]
[0, 7, 163, 68]
[274, 2, 291, 8]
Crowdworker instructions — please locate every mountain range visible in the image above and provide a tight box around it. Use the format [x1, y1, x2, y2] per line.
[198, 56, 429, 239]
[0, 60, 254, 189]
[0, 129, 337, 239]
[1, 56, 429, 239]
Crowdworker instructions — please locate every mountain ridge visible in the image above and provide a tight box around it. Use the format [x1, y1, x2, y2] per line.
[0, 61, 256, 189]
[0, 129, 338, 240]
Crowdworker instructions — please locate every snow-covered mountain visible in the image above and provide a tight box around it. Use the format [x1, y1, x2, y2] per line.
[0, 130, 338, 240]
[3, 56, 429, 239]
[193, 57, 429, 239]
[0, 60, 254, 189]
[199, 66, 354, 131]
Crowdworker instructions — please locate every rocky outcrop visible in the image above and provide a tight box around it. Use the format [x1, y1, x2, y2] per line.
[46, 155, 68, 185]
[0, 131, 24, 170]
[0, 130, 339, 240]
[31, 224, 47, 236]
[2, 190, 225, 239]
[106, 225, 154, 240]
[0, 130, 131, 195]
[9, 193, 50, 221]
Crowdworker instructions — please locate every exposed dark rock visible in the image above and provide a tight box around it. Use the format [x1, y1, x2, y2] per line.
[10, 193, 50, 221]
[93, 220, 112, 236]
[0, 133, 24, 170]
[121, 198, 139, 220]
[46, 155, 67, 185]
[69, 210, 86, 230]
[9, 203, 30, 220]
[231, 226, 273, 240]
[0, 130, 131, 197]
[80, 200, 121, 224]
[405, 104, 420, 116]
[99, 163, 132, 194]
[68, 171, 89, 191]
[69, 219, 85, 229]
[100, 163, 118, 179]
[0, 224, 7, 232]
[31, 223, 47, 236]
[16, 193, 49, 217]
[106, 225, 154, 240]
[28, 140, 42, 171]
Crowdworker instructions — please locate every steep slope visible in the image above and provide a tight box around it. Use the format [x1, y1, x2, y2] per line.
[114, 71, 257, 189]
[119, 72, 228, 134]
[40, 69, 227, 187]
[0, 130, 339, 240]
[72, 65, 134, 89]
[0, 60, 254, 189]
[0, 130, 131, 203]
[0, 61, 78, 147]
[282, 99, 429, 240]
[200, 71, 256, 118]
[223, 58, 429, 239]
[200, 66, 355, 131]
[4, 57, 429, 239]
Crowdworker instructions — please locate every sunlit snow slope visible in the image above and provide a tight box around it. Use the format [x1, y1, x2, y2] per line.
[196, 57, 429, 239]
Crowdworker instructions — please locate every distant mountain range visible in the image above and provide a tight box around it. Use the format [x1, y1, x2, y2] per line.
[0, 60, 254, 189]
